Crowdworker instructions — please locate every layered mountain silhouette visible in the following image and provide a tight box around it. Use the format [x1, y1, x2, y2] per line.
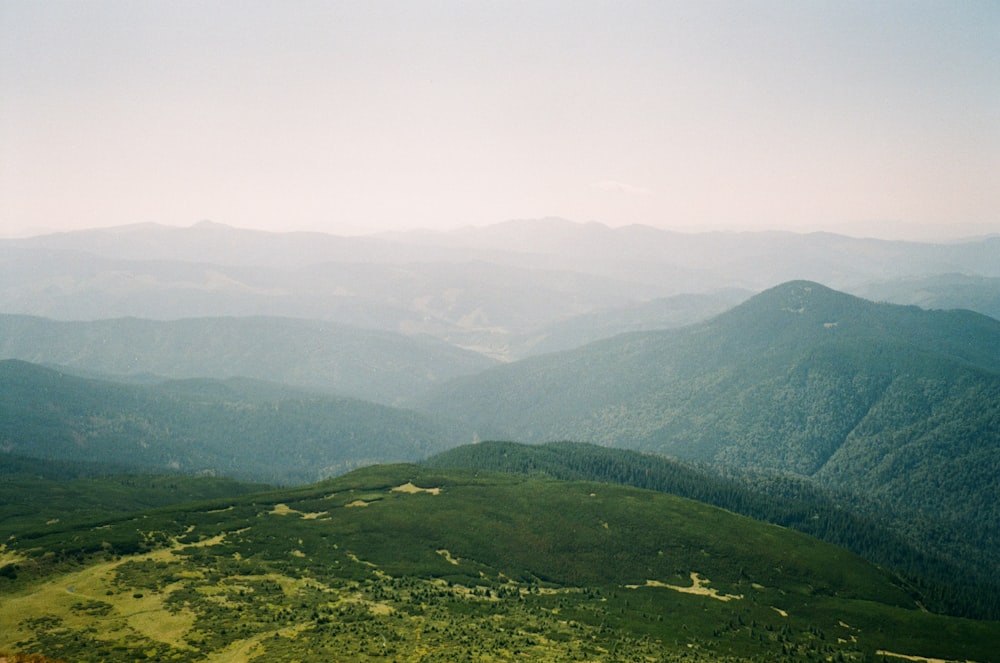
[0, 360, 461, 483]
[0, 314, 495, 405]
[4, 269, 1000, 658]
[3, 220, 998, 359]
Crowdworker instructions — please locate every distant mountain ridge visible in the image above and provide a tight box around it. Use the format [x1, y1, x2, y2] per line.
[385, 219, 1000, 289]
[3, 219, 999, 360]
[15, 219, 1000, 289]
[853, 273, 1000, 321]
[516, 288, 752, 358]
[0, 314, 495, 404]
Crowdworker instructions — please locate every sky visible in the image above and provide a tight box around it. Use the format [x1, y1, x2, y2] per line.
[2, 0, 999, 239]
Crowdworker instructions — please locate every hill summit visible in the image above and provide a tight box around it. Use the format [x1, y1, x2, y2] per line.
[705, 280, 1000, 370]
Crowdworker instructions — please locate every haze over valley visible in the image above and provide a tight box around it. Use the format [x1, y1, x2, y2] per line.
[3, 1, 1000, 660]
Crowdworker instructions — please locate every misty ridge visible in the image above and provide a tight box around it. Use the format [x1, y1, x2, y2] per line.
[4, 220, 1000, 541]
[3, 218, 999, 364]
[4, 218, 1000, 661]
[3, 218, 1000, 484]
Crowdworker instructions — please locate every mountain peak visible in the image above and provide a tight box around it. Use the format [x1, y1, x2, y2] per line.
[190, 219, 235, 231]
[715, 280, 868, 332]
[749, 280, 851, 312]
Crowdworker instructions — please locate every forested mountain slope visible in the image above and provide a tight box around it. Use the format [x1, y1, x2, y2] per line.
[420, 280, 1000, 449]
[3, 464, 998, 662]
[418, 281, 1000, 580]
[0, 360, 462, 483]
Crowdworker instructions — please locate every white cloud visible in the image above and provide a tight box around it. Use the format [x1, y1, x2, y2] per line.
[592, 180, 653, 196]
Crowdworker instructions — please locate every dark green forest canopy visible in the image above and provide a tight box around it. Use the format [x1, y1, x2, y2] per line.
[0, 454, 268, 539]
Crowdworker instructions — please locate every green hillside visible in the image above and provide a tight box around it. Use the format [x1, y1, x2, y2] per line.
[426, 441, 1000, 619]
[3, 464, 998, 662]
[417, 282, 1000, 584]
[0, 455, 268, 540]
[0, 360, 462, 484]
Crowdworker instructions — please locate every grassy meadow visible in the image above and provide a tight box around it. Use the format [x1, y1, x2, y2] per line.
[3, 465, 998, 662]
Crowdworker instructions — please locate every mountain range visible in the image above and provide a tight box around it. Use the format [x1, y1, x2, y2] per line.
[0, 314, 494, 405]
[3, 219, 1000, 659]
[5, 276, 999, 594]
[3, 219, 998, 358]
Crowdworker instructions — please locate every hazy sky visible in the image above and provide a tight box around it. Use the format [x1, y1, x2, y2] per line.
[2, 1, 998, 238]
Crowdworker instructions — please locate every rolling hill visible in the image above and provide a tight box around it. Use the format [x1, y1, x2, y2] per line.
[425, 440, 1000, 619]
[3, 464, 998, 662]
[0, 455, 268, 540]
[417, 281, 1000, 580]
[0, 360, 463, 484]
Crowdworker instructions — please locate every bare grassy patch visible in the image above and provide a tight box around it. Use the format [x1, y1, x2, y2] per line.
[875, 651, 973, 663]
[268, 503, 328, 518]
[391, 482, 441, 495]
[204, 623, 309, 663]
[0, 549, 26, 568]
[436, 549, 460, 565]
[121, 585, 196, 649]
[626, 573, 743, 602]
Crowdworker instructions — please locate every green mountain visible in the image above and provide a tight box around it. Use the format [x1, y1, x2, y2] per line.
[0, 314, 497, 405]
[3, 464, 998, 662]
[0, 360, 462, 484]
[419, 280, 1000, 452]
[417, 281, 1000, 580]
